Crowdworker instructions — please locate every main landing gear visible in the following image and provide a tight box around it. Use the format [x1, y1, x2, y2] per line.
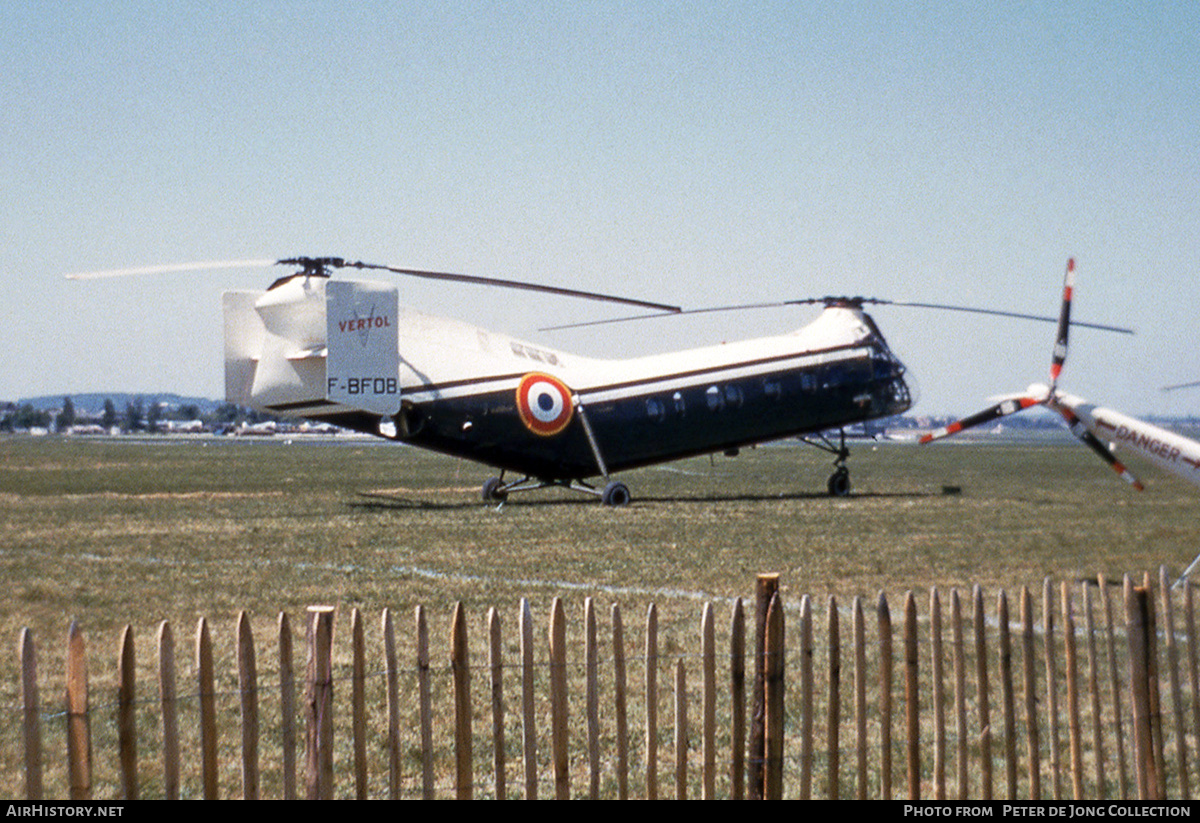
[801, 429, 853, 497]
[601, 480, 631, 507]
[480, 394, 633, 507]
[481, 473, 632, 507]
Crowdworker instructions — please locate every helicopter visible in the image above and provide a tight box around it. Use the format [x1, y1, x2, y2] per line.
[69, 255, 1131, 505]
[920, 259, 1200, 491]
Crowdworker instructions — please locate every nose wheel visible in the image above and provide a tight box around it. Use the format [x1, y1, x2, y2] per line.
[801, 428, 854, 497]
[827, 465, 851, 497]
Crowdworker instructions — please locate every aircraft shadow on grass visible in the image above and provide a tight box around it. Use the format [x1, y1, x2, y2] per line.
[350, 489, 937, 511]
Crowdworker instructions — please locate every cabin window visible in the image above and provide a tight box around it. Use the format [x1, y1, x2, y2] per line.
[724, 385, 744, 408]
[822, 365, 847, 388]
[673, 391, 685, 415]
[705, 385, 724, 412]
[646, 397, 666, 422]
[763, 379, 782, 400]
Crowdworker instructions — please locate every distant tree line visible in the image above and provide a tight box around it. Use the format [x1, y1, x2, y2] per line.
[0, 396, 282, 433]
[0, 402, 52, 431]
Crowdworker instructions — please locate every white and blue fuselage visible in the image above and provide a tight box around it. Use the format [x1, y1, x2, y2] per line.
[224, 274, 913, 486]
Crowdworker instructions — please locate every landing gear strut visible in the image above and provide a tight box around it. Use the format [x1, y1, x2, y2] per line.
[482, 476, 507, 503]
[801, 428, 853, 497]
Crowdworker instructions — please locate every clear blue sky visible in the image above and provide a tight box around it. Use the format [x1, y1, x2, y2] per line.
[3, 2, 1197, 417]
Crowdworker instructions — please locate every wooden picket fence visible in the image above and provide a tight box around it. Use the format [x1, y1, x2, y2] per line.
[10, 570, 1199, 800]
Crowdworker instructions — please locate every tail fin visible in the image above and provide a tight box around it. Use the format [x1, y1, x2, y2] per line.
[223, 289, 266, 406]
[223, 277, 399, 417]
[324, 279, 400, 415]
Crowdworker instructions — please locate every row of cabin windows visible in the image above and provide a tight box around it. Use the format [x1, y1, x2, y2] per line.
[640, 366, 862, 421]
[644, 376, 801, 422]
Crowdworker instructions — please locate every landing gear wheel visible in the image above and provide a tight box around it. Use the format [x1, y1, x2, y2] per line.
[827, 467, 851, 497]
[482, 476, 507, 503]
[601, 481, 631, 507]
[801, 428, 855, 497]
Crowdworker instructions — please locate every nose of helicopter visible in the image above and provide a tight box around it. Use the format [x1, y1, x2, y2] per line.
[873, 344, 916, 416]
[898, 364, 919, 413]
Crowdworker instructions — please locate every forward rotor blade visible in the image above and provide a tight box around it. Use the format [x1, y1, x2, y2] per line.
[1162, 380, 1200, 392]
[874, 297, 1132, 335]
[541, 294, 1134, 334]
[1049, 258, 1075, 388]
[1057, 406, 1145, 490]
[540, 302, 784, 331]
[342, 260, 681, 314]
[918, 396, 1042, 443]
[65, 259, 276, 279]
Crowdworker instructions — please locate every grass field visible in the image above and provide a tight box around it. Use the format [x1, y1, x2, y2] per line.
[2, 432, 1198, 798]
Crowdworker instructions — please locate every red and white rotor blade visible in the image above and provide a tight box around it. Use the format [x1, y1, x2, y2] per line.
[919, 395, 1041, 444]
[1056, 405, 1144, 491]
[1049, 258, 1075, 389]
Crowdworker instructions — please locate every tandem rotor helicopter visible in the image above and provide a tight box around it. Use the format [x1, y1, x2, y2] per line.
[69, 255, 1146, 506]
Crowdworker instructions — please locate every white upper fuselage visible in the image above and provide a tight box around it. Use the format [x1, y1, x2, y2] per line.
[398, 305, 881, 406]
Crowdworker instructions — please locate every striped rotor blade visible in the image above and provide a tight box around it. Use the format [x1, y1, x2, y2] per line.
[1057, 407, 1145, 491]
[1049, 258, 1075, 388]
[919, 396, 1040, 444]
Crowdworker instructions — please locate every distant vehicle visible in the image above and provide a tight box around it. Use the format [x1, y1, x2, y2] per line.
[297, 421, 342, 435]
[70, 255, 1130, 505]
[233, 421, 278, 437]
[163, 419, 205, 433]
[65, 424, 106, 436]
[922, 259, 1200, 491]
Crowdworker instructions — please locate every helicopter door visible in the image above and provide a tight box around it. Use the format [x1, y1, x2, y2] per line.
[325, 280, 401, 416]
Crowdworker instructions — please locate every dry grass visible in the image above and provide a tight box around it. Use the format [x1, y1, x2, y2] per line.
[1, 433, 1197, 798]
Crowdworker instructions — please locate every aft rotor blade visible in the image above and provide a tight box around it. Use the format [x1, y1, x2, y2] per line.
[1162, 380, 1200, 392]
[65, 259, 277, 279]
[342, 260, 681, 314]
[918, 396, 1041, 444]
[1049, 258, 1075, 388]
[1057, 406, 1145, 491]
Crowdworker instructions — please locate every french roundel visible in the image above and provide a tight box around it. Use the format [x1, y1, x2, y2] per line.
[516, 372, 574, 437]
